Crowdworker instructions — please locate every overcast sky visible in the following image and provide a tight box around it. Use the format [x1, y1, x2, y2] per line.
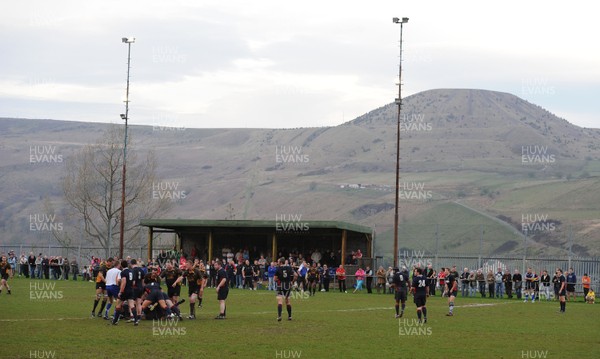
[1, 0, 598, 129]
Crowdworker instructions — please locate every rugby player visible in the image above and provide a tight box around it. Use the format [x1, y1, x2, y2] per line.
[274, 258, 298, 322]
[183, 261, 203, 319]
[91, 259, 108, 317]
[556, 268, 567, 313]
[132, 259, 146, 322]
[141, 273, 173, 319]
[112, 260, 137, 325]
[214, 260, 229, 319]
[444, 267, 457, 316]
[104, 258, 121, 320]
[197, 262, 208, 308]
[392, 266, 409, 318]
[411, 267, 429, 324]
[161, 262, 183, 305]
[307, 262, 319, 296]
[0, 255, 12, 295]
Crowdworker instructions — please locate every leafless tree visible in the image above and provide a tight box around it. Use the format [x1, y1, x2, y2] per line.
[52, 125, 170, 258]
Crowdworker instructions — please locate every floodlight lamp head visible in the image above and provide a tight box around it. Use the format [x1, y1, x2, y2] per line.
[122, 37, 136, 43]
[120, 114, 126, 120]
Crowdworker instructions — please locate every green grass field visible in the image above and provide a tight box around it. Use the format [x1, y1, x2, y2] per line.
[1, 277, 599, 359]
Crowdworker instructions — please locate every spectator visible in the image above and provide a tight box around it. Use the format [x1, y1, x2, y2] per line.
[460, 267, 470, 297]
[19, 253, 29, 278]
[365, 266, 373, 294]
[7, 252, 16, 278]
[353, 267, 366, 293]
[566, 268, 577, 301]
[42, 255, 50, 279]
[582, 273, 591, 300]
[267, 262, 277, 291]
[540, 270, 551, 301]
[28, 252, 36, 279]
[70, 259, 79, 281]
[35, 254, 43, 279]
[62, 257, 70, 280]
[552, 269, 560, 301]
[486, 270, 495, 298]
[336, 265, 347, 293]
[585, 288, 595, 304]
[468, 270, 477, 297]
[226, 259, 236, 289]
[503, 270, 513, 299]
[321, 264, 331, 292]
[243, 259, 255, 290]
[353, 249, 363, 266]
[82, 265, 90, 281]
[438, 268, 447, 297]
[476, 269, 486, 298]
[258, 255, 267, 281]
[221, 246, 230, 259]
[386, 266, 395, 294]
[329, 251, 337, 267]
[376, 266, 386, 294]
[426, 264, 436, 296]
[311, 250, 322, 264]
[494, 268, 504, 298]
[513, 269, 522, 300]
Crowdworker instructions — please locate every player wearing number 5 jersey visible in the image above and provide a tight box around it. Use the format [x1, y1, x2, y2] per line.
[411, 267, 429, 323]
[274, 258, 298, 322]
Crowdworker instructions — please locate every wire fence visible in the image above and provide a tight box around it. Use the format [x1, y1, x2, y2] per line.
[0, 244, 173, 270]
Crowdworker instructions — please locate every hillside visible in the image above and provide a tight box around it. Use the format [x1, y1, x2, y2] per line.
[1, 88, 599, 258]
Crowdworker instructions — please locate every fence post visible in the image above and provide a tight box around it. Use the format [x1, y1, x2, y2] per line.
[434, 224, 439, 270]
[567, 226, 573, 270]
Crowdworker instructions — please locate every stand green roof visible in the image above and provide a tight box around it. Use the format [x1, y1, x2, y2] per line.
[140, 219, 372, 234]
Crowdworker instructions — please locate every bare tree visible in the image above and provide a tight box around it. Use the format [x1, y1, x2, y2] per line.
[54, 125, 170, 258]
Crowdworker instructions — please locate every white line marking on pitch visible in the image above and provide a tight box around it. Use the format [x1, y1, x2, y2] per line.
[0, 301, 515, 321]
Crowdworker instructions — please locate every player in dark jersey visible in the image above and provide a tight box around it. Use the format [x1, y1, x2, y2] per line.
[307, 263, 319, 296]
[214, 260, 229, 319]
[183, 261, 203, 319]
[161, 262, 183, 304]
[196, 262, 208, 308]
[0, 256, 12, 295]
[91, 260, 108, 318]
[556, 268, 567, 313]
[141, 274, 172, 318]
[392, 267, 409, 318]
[411, 267, 429, 323]
[112, 260, 138, 325]
[444, 267, 458, 316]
[131, 259, 146, 322]
[274, 258, 298, 322]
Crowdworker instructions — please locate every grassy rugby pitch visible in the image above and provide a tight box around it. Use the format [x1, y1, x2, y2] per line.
[1, 277, 599, 358]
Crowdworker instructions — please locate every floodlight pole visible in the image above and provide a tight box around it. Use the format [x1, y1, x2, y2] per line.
[392, 17, 408, 268]
[119, 37, 135, 259]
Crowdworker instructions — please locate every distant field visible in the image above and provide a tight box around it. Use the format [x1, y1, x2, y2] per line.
[1, 277, 598, 358]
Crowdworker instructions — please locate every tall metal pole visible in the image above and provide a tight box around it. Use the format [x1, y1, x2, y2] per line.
[393, 17, 408, 268]
[119, 38, 134, 259]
